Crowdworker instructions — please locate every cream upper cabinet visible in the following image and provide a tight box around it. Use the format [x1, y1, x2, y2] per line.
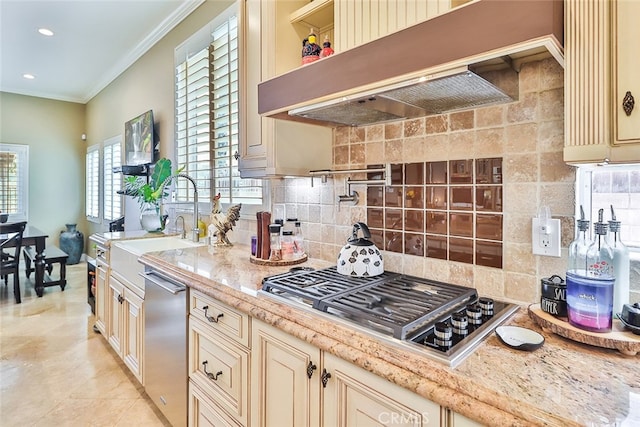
[565, 0, 640, 164]
[613, 0, 640, 145]
[239, 0, 332, 178]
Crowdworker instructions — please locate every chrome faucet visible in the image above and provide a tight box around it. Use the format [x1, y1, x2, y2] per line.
[175, 215, 186, 239]
[160, 173, 200, 242]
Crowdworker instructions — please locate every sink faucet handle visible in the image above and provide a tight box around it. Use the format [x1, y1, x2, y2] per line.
[175, 215, 186, 239]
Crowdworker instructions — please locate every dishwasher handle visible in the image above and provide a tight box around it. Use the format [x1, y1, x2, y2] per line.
[141, 271, 186, 295]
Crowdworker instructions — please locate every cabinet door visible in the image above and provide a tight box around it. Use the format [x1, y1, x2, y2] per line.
[251, 320, 321, 427]
[323, 352, 440, 427]
[123, 289, 144, 384]
[107, 275, 125, 355]
[94, 264, 108, 335]
[613, 0, 640, 144]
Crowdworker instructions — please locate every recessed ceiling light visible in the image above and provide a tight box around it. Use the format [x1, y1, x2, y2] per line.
[23, 74, 35, 80]
[38, 28, 54, 36]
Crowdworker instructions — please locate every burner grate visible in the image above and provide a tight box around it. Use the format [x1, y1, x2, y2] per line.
[318, 276, 478, 339]
[261, 267, 399, 309]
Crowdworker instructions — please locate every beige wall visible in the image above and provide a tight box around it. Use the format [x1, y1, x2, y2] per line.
[0, 92, 86, 245]
[84, 0, 234, 238]
[270, 58, 573, 305]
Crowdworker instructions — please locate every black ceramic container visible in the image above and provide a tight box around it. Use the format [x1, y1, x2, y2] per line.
[541, 275, 567, 318]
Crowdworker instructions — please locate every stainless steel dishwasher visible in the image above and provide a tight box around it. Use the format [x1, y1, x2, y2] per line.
[142, 268, 188, 427]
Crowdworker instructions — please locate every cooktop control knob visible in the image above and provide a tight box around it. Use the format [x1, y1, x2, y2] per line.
[451, 313, 469, 336]
[434, 322, 453, 340]
[479, 298, 494, 316]
[466, 305, 483, 326]
[434, 322, 453, 348]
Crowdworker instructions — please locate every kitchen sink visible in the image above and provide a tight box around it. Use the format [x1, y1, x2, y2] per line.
[110, 236, 204, 291]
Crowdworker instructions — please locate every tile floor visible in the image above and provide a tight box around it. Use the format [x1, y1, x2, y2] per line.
[0, 262, 170, 426]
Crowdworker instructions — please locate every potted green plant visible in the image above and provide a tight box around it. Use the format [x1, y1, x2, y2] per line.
[123, 157, 183, 231]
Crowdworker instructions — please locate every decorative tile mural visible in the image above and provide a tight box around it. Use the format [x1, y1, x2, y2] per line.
[366, 158, 503, 268]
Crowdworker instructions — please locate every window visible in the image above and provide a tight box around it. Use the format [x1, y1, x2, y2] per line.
[576, 165, 640, 250]
[0, 143, 29, 221]
[175, 5, 262, 211]
[86, 145, 100, 220]
[86, 136, 123, 223]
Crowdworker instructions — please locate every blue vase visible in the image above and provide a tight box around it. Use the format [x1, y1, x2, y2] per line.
[60, 223, 83, 264]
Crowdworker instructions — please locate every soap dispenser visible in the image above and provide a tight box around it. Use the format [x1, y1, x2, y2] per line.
[567, 205, 591, 274]
[607, 205, 630, 315]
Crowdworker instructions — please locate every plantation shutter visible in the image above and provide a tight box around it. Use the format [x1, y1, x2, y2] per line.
[103, 137, 122, 221]
[0, 143, 29, 221]
[86, 145, 100, 219]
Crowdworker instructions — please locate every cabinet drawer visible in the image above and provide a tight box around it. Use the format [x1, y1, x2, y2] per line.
[190, 290, 250, 347]
[189, 318, 250, 426]
[189, 381, 242, 427]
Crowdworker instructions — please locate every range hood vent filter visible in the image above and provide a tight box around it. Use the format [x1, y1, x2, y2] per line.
[289, 70, 515, 127]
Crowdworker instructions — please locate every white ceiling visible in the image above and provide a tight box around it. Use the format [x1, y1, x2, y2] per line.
[0, 0, 203, 104]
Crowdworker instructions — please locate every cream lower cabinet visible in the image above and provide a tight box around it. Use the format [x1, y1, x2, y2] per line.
[251, 320, 441, 427]
[107, 274, 144, 383]
[188, 290, 251, 427]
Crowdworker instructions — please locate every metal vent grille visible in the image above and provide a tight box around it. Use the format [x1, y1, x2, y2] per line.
[384, 71, 513, 114]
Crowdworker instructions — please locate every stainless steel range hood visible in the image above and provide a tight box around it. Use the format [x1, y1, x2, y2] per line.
[288, 67, 516, 127]
[258, 0, 564, 127]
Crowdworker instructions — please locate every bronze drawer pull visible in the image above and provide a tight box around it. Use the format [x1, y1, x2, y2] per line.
[202, 306, 224, 323]
[321, 368, 332, 388]
[306, 361, 317, 378]
[623, 91, 635, 116]
[202, 361, 223, 381]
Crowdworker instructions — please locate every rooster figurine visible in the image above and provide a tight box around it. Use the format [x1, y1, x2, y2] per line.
[209, 193, 242, 247]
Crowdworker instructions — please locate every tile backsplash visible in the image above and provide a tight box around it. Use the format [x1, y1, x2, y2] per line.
[366, 159, 503, 269]
[239, 57, 573, 305]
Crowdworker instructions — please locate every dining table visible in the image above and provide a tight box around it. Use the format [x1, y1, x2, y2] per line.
[1, 224, 49, 298]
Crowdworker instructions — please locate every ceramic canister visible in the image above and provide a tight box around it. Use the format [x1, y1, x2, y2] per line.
[540, 275, 567, 318]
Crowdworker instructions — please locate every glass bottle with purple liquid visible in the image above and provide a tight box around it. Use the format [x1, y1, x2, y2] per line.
[566, 208, 615, 332]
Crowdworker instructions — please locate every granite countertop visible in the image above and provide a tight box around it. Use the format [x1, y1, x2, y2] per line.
[138, 244, 638, 427]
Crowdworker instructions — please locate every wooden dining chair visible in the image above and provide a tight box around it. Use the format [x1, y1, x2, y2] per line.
[1, 221, 27, 303]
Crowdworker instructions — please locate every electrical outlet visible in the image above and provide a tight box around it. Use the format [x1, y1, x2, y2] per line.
[532, 217, 561, 257]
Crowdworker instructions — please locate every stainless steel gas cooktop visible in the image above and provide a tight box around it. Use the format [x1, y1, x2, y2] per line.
[261, 266, 518, 367]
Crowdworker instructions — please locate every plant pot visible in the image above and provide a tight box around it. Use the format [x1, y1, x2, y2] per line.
[140, 204, 166, 232]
